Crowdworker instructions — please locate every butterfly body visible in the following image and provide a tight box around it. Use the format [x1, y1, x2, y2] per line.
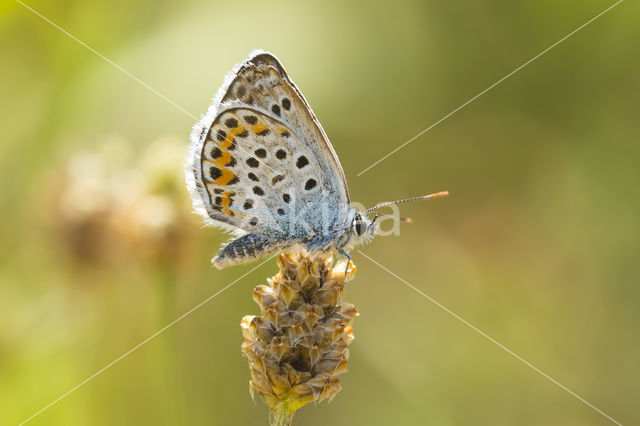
[186, 50, 378, 268]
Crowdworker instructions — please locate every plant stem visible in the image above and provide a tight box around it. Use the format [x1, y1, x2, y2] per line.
[271, 406, 294, 426]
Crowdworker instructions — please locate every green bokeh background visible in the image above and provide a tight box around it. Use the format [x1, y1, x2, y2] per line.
[2, 0, 639, 424]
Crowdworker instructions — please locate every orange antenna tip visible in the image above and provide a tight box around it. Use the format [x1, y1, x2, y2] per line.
[365, 191, 449, 213]
[425, 191, 449, 200]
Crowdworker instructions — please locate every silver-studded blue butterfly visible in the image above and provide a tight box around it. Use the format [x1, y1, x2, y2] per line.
[186, 50, 447, 268]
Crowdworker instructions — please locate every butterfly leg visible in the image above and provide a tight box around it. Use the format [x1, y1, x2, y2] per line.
[336, 247, 351, 282]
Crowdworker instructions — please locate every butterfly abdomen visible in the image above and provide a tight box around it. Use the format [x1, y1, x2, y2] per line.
[212, 232, 294, 269]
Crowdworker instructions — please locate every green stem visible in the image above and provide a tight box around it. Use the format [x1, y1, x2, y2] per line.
[270, 405, 294, 426]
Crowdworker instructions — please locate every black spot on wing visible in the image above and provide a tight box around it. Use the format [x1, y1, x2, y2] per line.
[296, 155, 309, 169]
[209, 167, 222, 180]
[210, 147, 222, 159]
[305, 179, 317, 190]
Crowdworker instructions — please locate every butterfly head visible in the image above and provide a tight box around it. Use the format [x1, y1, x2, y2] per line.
[345, 210, 379, 249]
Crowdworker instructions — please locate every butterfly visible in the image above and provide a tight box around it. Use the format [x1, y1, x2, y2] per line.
[186, 50, 447, 269]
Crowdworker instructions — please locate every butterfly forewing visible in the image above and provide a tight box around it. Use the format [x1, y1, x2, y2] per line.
[221, 53, 350, 208]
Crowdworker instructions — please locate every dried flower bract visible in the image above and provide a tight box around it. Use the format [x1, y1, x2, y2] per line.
[241, 250, 358, 425]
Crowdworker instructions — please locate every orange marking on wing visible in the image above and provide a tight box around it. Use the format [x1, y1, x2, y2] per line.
[275, 125, 287, 133]
[219, 134, 235, 150]
[252, 122, 268, 134]
[213, 150, 233, 167]
[230, 124, 246, 135]
[214, 168, 236, 185]
[220, 192, 233, 208]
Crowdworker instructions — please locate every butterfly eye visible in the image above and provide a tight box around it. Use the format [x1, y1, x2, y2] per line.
[354, 215, 366, 236]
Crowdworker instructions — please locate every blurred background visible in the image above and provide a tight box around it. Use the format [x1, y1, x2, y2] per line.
[2, 0, 639, 424]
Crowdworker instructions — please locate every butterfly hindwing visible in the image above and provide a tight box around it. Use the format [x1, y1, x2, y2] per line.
[201, 106, 332, 236]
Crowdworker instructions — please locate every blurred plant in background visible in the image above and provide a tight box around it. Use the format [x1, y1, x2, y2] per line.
[25, 134, 199, 425]
[48, 134, 192, 265]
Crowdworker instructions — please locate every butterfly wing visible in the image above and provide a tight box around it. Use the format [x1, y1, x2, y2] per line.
[186, 51, 351, 241]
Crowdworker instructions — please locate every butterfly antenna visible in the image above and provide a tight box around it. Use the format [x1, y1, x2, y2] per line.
[364, 191, 449, 213]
